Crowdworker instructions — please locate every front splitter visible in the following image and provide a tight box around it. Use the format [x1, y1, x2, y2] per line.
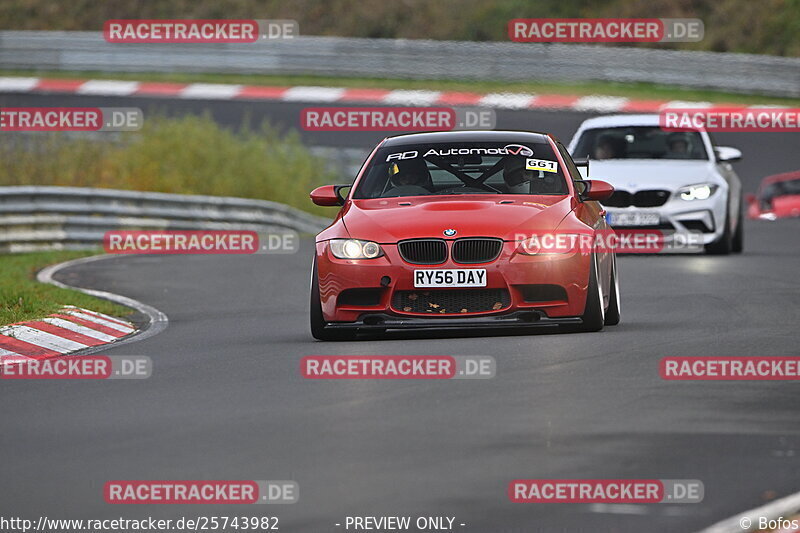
[325, 311, 583, 330]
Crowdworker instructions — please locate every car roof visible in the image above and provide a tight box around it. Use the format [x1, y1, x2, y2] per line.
[381, 130, 552, 147]
[763, 170, 800, 184]
[576, 114, 663, 128]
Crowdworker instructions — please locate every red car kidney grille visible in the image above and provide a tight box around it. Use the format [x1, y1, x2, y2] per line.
[398, 239, 448, 264]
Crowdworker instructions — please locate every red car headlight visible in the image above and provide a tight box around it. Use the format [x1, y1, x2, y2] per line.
[329, 239, 384, 259]
[515, 233, 584, 255]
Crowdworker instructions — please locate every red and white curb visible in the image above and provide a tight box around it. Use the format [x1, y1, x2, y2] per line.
[0, 76, 782, 113]
[0, 253, 169, 365]
[0, 305, 135, 365]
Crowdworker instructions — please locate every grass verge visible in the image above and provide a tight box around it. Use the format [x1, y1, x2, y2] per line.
[3, 68, 800, 107]
[0, 250, 131, 326]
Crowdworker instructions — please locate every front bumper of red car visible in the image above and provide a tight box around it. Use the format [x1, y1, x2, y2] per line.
[315, 240, 592, 328]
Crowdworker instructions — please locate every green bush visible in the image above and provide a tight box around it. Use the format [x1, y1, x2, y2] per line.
[0, 114, 336, 216]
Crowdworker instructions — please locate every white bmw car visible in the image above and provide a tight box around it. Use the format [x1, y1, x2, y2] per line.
[568, 114, 744, 254]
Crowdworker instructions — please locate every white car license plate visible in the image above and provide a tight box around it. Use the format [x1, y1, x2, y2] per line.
[607, 211, 660, 226]
[414, 269, 486, 288]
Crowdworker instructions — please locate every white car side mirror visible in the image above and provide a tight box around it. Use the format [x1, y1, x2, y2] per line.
[715, 146, 742, 162]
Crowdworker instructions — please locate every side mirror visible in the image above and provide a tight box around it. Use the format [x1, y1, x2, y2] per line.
[310, 185, 349, 206]
[715, 146, 742, 162]
[578, 180, 614, 202]
[744, 193, 757, 206]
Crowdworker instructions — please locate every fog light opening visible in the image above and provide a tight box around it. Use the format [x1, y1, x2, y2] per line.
[519, 312, 541, 323]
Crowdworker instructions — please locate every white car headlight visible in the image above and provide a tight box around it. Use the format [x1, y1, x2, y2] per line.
[329, 239, 384, 259]
[677, 183, 718, 201]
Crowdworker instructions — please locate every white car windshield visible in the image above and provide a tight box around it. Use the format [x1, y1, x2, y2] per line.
[573, 126, 708, 161]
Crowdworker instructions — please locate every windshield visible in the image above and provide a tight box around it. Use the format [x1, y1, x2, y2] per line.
[572, 126, 709, 161]
[353, 141, 570, 199]
[761, 178, 800, 208]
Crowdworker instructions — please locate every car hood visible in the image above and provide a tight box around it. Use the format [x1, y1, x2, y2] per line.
[342, 195, 574, 243]
[588, 160, 719, 192]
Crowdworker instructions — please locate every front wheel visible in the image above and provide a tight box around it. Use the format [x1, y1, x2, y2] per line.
[604, 254, 621, 326]
[310, 258, 355, 341]
[577, 254, 605, 332]
[705, 201, 733, 255]
[731, 200, 744, 253]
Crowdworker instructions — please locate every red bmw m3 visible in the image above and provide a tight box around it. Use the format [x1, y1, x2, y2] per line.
[309, 131, 620, 340]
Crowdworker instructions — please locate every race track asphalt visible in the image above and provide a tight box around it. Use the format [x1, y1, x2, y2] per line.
[0, 91, 799, 532]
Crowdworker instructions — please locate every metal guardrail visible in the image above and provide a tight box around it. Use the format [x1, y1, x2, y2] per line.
[0, 186, 331, 252]
[0, 31, 798, 98]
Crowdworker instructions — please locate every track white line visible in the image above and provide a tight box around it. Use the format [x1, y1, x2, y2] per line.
[37, 254, 169, 355]
[77, 80, 140, 96]
[574, 95, 630, 112]
[664, 100, 714, 109]
[180, 83, 244, 99]
[0, 77, 40, 91]
[479, 92, 536, 109]
[588, 503, 649, 515]
[383, 89, 442, 106]
[282, 86, 346, 102]
[698, 491, 800, 532]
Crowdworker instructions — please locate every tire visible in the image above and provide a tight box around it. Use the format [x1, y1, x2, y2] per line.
[604, 254, 621, 326]
[731, 199, 744, 254]
[310, 258, 355, 341]
[705, 200, 733, 255]
[577, 254, 605, 332]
